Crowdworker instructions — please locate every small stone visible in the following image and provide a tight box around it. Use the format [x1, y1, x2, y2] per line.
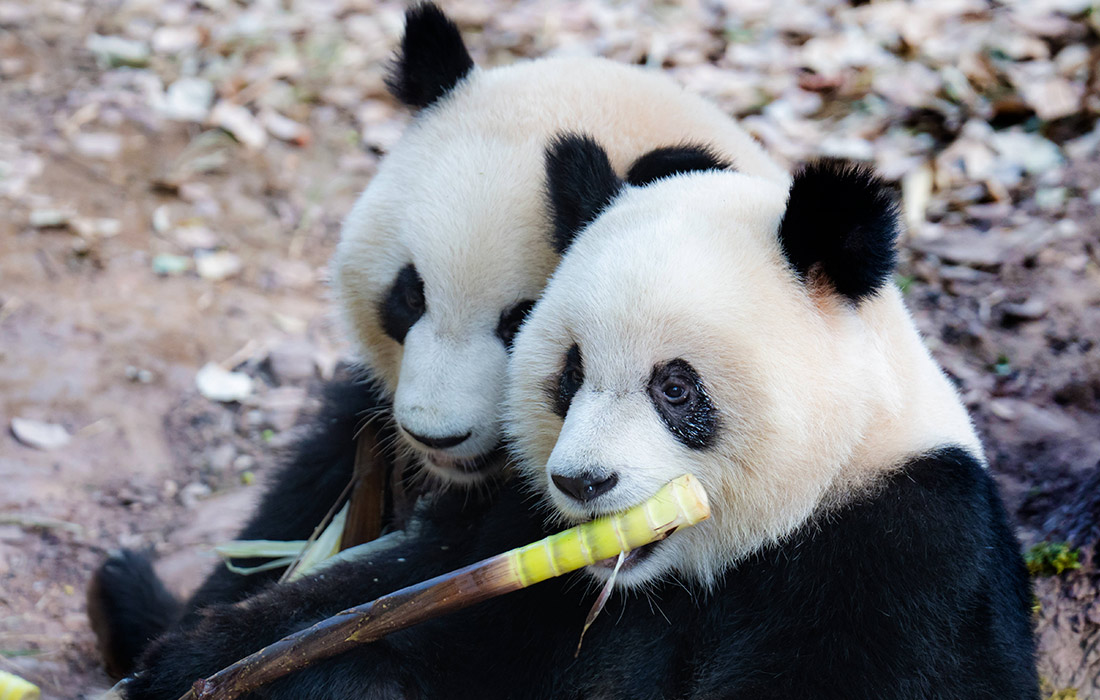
[11, 418, 71, 450]
[261, 110, 310, 146]
[173, 224, 219, 251]
[195, 363, 254, 402]
[72, 132, 123, 159]
[124, 365, 155, 383]
[988, 130, 1064, 177]
[29, 209, 70, 228]
[151, 25, 202, 54]
[179, 482, 212, 509]
[1001, 299, 1048, 321]
[901, 163, 933, 233]
[1035, 187, 1068, 213]
[233, 454, 256, 472]
[152, 253, 192, 276]
[161, 78, 215, 122]
[209, 101, 267, 150]
[162, 480, 179, 500]
[85, 34, 151, 67]
[71, 217, 121, 239]
[818, 135, 874, 161]
[195, 251, 242, 281]
[152, 205, 172, 235]
[989, 400, 1017, 421]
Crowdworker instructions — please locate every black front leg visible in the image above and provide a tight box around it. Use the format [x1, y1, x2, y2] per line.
[123, 481, 541, 700]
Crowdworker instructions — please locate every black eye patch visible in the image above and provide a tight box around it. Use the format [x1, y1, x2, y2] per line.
[648, 359, 717, 450]
[497, 300, 536, 351]
[546, 344, 584, 418]
[379, 264, 426, 344]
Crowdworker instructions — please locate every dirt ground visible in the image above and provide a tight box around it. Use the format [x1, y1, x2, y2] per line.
[2, 1, 1099, 698]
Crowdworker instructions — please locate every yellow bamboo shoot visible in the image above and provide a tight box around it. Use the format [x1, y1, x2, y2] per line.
[0, 670, 40, 700]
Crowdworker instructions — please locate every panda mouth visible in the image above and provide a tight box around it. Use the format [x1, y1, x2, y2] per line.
[424, 447, 504, 474]
[591, 532, 671, 570]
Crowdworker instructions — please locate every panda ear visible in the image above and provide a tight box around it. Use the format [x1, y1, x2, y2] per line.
[545, 134, 624, 255]
[386, 3, 475, 110]
[778, 159, 900, 303]
[625, 145, 731, 186]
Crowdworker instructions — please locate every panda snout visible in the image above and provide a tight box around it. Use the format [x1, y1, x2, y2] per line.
[551, 471, 619, 504]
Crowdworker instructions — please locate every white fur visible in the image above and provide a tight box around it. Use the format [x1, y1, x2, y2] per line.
[505, 171, 982, 588]
[334, 56, 789, 483]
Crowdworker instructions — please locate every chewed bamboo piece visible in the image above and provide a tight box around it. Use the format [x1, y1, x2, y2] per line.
[178, 474, 710, 700]
[0, 670, 40, 700]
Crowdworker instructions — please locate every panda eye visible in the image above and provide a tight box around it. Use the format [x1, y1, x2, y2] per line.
[379, 264, 426, 344]
[497, 300, 536, 350]
[404, 279, 425, 314]
[552, 344, 584, 418]
[648, 359, 718, 450]
[661, 379, 690, 405]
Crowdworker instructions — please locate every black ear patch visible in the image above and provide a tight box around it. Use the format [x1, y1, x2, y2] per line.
[545, 134, 623, 255]
[386, 3, 474, 110]
[778, 159, 899, 303]
[625, 145, 730, 186]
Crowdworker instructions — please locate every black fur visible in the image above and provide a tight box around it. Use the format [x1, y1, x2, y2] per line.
[647, 358, 718, 449]
[86, 550, 181, 679]
[549, 343, 584, 418]
[123, 446, 1037, 699]
[497, 299, 537, 351]
[625, 144, 730, 186]
[88, 375, 390, 677]
[779, 159, 899, 302]
[385, 3, 474, 110]
[379, 264, 426, 344]
[545, 134, 623, 255]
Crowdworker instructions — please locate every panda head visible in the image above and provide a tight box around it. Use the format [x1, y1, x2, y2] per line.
[333, 4, 556, 485]
[507, 134, 980, 588]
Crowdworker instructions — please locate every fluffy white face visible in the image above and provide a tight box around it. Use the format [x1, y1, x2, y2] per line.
[336, 134, 554, 484]
[506, 171, 981, 588]
[333, 52, 791, 486]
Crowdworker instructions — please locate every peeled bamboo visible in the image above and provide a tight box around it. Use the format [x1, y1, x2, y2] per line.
[178, 474, 710, 700]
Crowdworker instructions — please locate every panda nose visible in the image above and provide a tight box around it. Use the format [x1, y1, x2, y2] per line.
[551, 472, 619, 503]
[403, 428, 471, 450]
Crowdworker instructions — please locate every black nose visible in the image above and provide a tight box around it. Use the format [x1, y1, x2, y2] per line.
[403, 428, 471, 450]
[551, 472, 619, 503]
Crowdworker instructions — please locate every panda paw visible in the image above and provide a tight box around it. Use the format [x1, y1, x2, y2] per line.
[120, 599, 420, 700]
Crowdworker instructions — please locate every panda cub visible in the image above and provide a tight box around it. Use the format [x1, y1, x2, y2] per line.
[92, 0, 791, 684]
[115, 139, 1038, 700]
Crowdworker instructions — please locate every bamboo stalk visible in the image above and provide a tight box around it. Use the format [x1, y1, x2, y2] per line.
[341, 427, 388, 548]
[178, 474, 710, 700]
[0, 670, 40, 700]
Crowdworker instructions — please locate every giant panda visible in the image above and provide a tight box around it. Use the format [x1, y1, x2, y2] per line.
[89, 0, 790, 681]
[501, 135, 1040, 696]
[111, 138, 1037, 700]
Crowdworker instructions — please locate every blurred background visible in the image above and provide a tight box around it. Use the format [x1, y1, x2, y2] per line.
[1, 0, 1098, 697]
